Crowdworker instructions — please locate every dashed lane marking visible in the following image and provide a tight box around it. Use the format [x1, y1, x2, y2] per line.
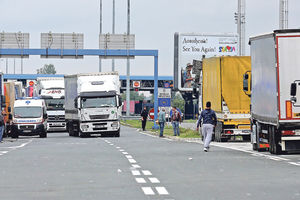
[132, 164, 141, 169]
[128, 158, 137, 163]
[155, 187, 169, 195]
[136, 178, 146, 183]
[142, 187, 155, 195]
[122, 152, 129, 155]
[131, 170, 141, 176]
[125, 155, 133, 159]
[142, 170, 152, 176]
[288, 162, 300, 166]
[149, 177, 160, 183]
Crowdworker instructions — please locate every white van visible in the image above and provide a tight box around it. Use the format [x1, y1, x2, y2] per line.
[11, 98, 48, 138]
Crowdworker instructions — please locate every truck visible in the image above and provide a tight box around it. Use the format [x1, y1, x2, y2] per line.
[202, 56, 251, 142]
[11, 98, 48, 138]
[247, 29, 300, 154]
[4, 81, 24, 136]
[36, 77, 66, 131]
[64, 72, 121, 137]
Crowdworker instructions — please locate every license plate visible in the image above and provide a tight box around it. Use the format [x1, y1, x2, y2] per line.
[95, 125, 105, 128]
[23, 130, 31, 133]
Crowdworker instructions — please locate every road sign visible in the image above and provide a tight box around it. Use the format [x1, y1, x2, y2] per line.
[133, 81, 141, 88]
[158, 98, 171, 107]
[149, 108, 159, 120]
[158, 88, 171, 98]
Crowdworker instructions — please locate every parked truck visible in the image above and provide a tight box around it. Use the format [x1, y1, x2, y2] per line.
[247, 29, 300, 154]
[64, 72, 121, 137]
[202, 56, 251, 142]
[36, 77, 66, 131]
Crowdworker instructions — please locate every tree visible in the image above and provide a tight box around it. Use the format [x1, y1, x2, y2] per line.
[37, 64, 56, 74]
[172, 92, 185, 113]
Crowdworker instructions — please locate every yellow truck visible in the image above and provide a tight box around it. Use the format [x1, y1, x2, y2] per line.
[202, 56, 251, 142]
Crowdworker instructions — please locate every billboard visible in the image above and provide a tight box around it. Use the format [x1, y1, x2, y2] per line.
[174, 33, 239, 91]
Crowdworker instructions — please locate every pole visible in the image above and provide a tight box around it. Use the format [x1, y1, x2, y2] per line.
[13, 58, 15, 74]
[99, 0, 102, 72]
[5, 58, 8, 74]
[237, 0, 245, 56]
[112, 0, 115, 71]
[21, 58, 23, 74]
[279, 0, 288, 29]
[126, 0, 131, 116]
[153, 55, 159, 129]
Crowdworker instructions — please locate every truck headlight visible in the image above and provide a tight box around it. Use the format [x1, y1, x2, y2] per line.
[81, 125, 89, 129]
[111, 122, 119, 128]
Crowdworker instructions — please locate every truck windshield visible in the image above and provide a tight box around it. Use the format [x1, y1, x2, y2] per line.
[81, 96, 116, 108]
[44, 99, 65, 110]
[14, 107, 43, 118]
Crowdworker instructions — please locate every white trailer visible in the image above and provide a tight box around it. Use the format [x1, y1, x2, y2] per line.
[248, 29, 300, 154]
[36, 77, 66, 131]
[64, 72, 121, 137]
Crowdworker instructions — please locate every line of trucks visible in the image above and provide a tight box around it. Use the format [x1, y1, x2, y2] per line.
[1, 72, 121, 139]
[200, 29, 300, 154]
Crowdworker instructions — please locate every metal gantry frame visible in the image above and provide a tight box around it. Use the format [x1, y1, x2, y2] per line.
[0, 48, 160, 128]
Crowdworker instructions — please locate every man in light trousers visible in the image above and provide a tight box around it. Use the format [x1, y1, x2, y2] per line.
[196, 101, 217, 152]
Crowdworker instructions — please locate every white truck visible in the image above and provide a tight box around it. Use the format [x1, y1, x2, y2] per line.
[10, 98, 48, 138]
[247, 29, 300, 154]
[64, 72, 121, 137]
[36, 77, 66, 131]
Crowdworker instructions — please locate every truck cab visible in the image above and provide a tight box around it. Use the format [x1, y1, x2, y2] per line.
[11, 98, 48, 138]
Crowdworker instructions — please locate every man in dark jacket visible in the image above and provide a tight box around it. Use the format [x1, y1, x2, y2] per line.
[196, 101, 217, 152]
[141, 106, 148, 131]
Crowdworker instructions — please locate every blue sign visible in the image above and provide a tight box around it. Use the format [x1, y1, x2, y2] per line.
[158, 98, 171, 107]
[164, 82, 170, 88]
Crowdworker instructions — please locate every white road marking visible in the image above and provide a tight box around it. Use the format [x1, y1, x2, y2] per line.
[135, 178, 146, 183]
[142, 170, 152, 176]
[116, 147, 120, 149]
[149, 177, 160, 183]
[128, 159, 137, 163]
[5, 139, 33, 149]
[131, 170, 141, 176]
[142, 187, 155, 195]
[155, 187, 169, 195]
[122, 152, 129, 155]
[0, 151, 8, 154]
[139, 131, 157, 138]
[288, 162, 300, 166]
[110, 144, 114, 146]
[120, 149, 124, 152]
[125, 155, 133, 159]
[132, 164, 141, 168]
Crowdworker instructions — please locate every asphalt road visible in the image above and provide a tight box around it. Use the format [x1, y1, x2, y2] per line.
[0, 126, 300, 200]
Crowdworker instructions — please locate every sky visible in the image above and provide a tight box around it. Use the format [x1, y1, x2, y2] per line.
[0, 0, 299, 77]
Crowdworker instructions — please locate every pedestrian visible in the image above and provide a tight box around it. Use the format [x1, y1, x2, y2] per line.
[0, 110, 4, 142]
[158, 108, 166, 137]
[140, 106, 148, 131]
[196, 101, 217, 152]
[171, 106, 181, 136]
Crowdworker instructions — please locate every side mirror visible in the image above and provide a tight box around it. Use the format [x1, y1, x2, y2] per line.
[8, 107, 11, 113]
[8, 114, 12, 120]
[74, 97, 78, 109]
[291, 83, 297, 96]
[243, 74, 249, 91]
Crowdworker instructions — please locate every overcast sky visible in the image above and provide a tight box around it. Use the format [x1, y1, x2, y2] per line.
[0, 0, 299, 76]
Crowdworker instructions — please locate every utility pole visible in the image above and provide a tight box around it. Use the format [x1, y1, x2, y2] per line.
[279, 0, 288, 29]
[99, 0, 103, 72]
[235, 0, 246, 56]
[112, 0, 116, 71]
[6, 58, 8, 74]
[126, 0, 131, 116]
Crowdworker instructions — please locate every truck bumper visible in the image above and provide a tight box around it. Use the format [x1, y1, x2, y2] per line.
[47, 122, 66, 131]
[282, 136, 300, 152]
[11, 124, 46, 136]
[223, 129, 251, 136]
[79, 120, 120, 133]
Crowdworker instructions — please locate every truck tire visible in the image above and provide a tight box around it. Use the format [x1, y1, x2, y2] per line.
[73, 122, 79, 137]
[114, 129, 120, 137]
[269, 126, 281, 155]
[214, 122, 223, 142]
[11, 131, 18, 139]
[40, 131, 47, 138]
[79, 131, 88, 138]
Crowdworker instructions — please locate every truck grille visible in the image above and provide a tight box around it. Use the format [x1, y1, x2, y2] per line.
[20, 125, 35, 130]
[89, 115, 109, 120]
[48, 115, 65, 122]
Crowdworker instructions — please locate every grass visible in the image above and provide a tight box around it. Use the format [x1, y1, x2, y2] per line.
[121, 119, 200, 138]
[183, 119, 197, 123]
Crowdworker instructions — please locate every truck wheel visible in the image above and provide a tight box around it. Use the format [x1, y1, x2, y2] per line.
[79, 131, 88, 138]
[40, 131, 47, 138]
[11, 131, 18, 139]
[214, 122, 223, 142]
[73, 122, 79, 137]
[269, 126, 281, 155]
[114, 129, 120, 137]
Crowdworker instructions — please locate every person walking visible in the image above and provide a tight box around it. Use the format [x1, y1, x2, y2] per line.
[140, 106, 148, 131]
[196, 101, 217, 152]
[0, 110, 4, 142]
[158, 108, 166, 137]
[171, 106, 181, 136]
